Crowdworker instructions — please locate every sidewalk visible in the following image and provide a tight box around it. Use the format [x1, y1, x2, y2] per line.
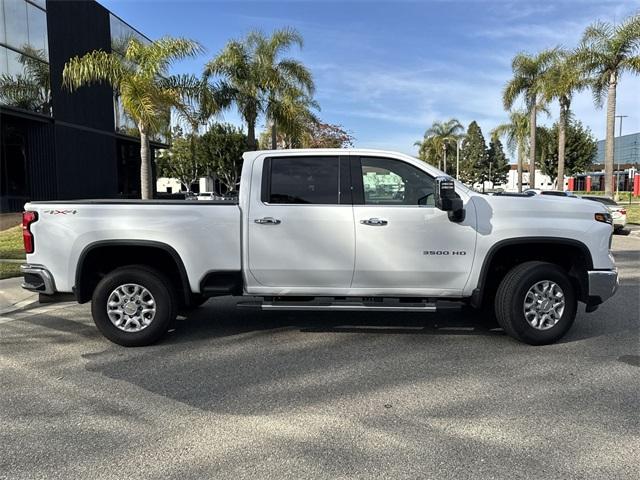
[0, 277, 38, 315]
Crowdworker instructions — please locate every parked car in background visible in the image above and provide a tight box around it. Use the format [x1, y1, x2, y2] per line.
[581, 196, 627, 231]
[196, 192, 223, 201]
[524, 189, 578, 198]
[184, 191, 198, 201]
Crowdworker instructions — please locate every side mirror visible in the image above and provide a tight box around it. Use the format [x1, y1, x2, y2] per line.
[435, 176, 465, 222]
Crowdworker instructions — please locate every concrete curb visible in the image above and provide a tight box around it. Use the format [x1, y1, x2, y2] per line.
[0, 298, 41, 316]
[0, 276, 39, 315]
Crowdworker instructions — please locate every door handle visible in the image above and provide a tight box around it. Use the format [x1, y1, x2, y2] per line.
[360, 218, 388, 226]
[254, 217, 281, 225]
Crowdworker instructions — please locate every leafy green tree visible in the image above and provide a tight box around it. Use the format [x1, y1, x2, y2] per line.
[539, 120, 597, 181]
[541, 50, 589, 187]
[415, 119, 464, 175]
[205, 28, 315, 151]
[156, 127, 206, 192]
[575, 15, 640, 196]
[492, 110, 530, 192]
[459, 121, 488, 186]
[200, 123, 247, 193]
[62, 37, 203, 199]
[503, 49, 557, 190]
[486, 137, 510, 189]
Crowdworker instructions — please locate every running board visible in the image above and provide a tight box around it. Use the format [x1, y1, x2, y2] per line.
[238, 300, 439, 312]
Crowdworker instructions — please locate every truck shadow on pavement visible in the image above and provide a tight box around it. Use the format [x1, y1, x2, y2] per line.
[169, 301, 505, 343]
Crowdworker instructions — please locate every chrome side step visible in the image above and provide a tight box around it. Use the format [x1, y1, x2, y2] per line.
[238, 300, 439, 312]
[261, 303, 437, 312]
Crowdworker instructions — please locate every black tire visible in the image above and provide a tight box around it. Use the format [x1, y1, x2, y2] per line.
[91, 265, 177, 347]
[494, 261, 577, 345]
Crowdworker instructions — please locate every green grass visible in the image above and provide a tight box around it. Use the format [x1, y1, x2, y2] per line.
[0, 262, 22, 279]
[573, 191, 636, 203]
[625, 204, 640, 225]
[0, 225, 25, 260]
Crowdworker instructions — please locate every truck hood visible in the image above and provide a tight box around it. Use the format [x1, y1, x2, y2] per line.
[471, 193, 608, 222]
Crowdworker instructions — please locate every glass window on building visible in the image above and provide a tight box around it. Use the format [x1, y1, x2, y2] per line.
[26, 1, 48, 58]
[0, 45, 51, 115]
[3, 0, 29, 51]
[1, 0, 48, 60]
[0, 0, 50, 115]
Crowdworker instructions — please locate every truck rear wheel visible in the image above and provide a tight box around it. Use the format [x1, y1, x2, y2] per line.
[91, 266, 177, 347]
[494, 261, 577, 345]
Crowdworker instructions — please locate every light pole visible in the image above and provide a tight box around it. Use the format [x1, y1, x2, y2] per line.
[442, 143, 447, 173]
[456, 138, 463, 180]
[614, 115, 628, 198]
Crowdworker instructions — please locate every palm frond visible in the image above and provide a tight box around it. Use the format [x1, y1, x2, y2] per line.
[62, 50, 126, 91]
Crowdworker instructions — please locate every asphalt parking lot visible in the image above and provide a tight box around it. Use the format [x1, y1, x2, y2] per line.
[1, 235, 638, 480]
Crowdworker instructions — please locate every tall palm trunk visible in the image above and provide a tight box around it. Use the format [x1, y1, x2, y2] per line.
[271, 119, 277, 150]
[528, 99, 537, 190]
[557, 98, 568, 190]
[517, 143, 524, 193]
[604, 72, 617, 197]
[139, 123, 152, 200]
[189, 131, 197, 193]
[247, 119, 256, 151]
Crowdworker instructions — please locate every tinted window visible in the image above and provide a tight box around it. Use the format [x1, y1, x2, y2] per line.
[269, 157, 339, 204]
[584, 196, 617, 206]
[361, 157, 435, 206]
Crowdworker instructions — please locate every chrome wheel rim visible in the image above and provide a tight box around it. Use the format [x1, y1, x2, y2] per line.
[107, 283, 156, 332]
[523, 280, 565, 330]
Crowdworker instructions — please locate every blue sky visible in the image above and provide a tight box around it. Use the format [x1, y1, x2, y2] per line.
[101, 0, 640, 159]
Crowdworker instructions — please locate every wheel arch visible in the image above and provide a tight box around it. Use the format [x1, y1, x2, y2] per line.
[74, 240, 192, 305]
[471, 237, 593, 309]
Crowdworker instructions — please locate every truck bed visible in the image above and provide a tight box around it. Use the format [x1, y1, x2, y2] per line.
[24, 200, 242, 294]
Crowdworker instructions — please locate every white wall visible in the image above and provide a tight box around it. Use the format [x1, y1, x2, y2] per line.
[496, 170, 567, 192]
[156, 177, 182, 193]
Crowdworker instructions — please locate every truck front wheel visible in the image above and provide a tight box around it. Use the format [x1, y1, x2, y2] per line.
[91, 266, 177, 347]
[494, 261, 577, 345]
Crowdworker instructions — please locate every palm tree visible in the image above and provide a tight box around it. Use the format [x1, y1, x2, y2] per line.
[62, 37, 203, 199]
[575, 15, 640, 196]
[415, 119, 464, 173]
[492, 110, 530, 192]
[541, 50, 589, 189]
[267, 87, 320, 148]
[205, 27, 315, 151]
[171, 74, 233, 188]
[503, 49, 557, 190]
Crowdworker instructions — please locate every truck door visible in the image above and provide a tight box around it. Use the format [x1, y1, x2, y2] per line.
[247, 155, 355, 289]
[351, 156, 476, 294]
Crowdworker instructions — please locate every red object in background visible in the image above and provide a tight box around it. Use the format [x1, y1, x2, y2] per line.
[586, 176, 591, 192]
[22, 211, 38, 254]
[568, 177, 575, 191]
[634, 175, 640, 197]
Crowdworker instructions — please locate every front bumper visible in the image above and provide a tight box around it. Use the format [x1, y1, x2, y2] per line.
[21, 264, 56, 295]
[587, 269, 619, 304]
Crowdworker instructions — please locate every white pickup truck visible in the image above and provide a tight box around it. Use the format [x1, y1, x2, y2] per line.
[21, 149, 618, 346]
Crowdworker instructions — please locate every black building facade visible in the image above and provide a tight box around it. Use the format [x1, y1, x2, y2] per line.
[1, 0, 164, 212]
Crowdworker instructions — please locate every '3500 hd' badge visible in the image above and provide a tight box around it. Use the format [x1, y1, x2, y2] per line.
[423, 250, 466, 255]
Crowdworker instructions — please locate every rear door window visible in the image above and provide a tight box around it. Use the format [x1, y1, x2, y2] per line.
[266, 157, 340, 204]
